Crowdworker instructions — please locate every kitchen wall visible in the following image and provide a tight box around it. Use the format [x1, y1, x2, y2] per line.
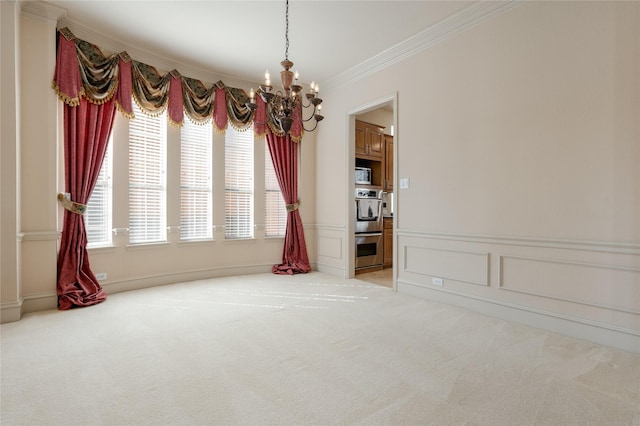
[357, 108, 393, 134]
[1, 2, 317, 320]
[315, 1, 639, 352]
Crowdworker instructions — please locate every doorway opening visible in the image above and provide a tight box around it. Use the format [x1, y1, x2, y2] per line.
[346, 94, 397, 289]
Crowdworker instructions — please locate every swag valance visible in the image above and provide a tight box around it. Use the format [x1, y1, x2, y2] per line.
[52, 27, 304, 141]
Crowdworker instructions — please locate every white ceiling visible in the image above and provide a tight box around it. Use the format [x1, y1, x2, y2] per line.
[41, 0, 473, 87]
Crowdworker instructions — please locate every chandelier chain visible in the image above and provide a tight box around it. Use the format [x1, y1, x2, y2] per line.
[284, 0, 289, 60]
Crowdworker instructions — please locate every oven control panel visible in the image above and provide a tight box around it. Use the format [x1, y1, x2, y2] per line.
[355, 189, 381, 199]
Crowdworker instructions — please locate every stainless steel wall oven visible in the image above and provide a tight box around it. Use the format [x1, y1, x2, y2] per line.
[355, 188, 383, 270]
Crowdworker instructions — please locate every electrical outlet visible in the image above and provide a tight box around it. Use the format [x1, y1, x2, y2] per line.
[432, 277, 443, 286]
[95, 272, 107, 281]
[400, 178, 410, 189]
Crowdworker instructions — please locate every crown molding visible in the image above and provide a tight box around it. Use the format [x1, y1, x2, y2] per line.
[323, 0, 524, 90]
[20, 0, 65, 24]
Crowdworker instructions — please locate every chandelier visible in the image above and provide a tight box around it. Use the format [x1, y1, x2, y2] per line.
[246, 0, 323, 135]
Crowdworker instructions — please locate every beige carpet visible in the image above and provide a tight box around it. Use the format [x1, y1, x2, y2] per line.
[1, 272, 639, 425]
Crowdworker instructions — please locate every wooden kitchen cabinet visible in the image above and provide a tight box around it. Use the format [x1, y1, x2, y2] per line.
[384, 134, 393, 191]
[355, 120, 384, 159]
[383, 217, 393, 267]
[355, 123, 367, 157]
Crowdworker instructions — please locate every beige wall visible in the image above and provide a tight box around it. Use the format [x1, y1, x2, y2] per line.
[315, 1, 639, 352]
[19, 11, 60, 312]
[1, 0, 22, 322]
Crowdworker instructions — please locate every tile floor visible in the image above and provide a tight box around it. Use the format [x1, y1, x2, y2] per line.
[355, 267, 393, 288]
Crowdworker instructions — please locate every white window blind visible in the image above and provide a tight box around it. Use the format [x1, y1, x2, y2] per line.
[180, 119, 213, 240]
[86, 138, 113, 247]
[265, 142, 287, 237]
[128, 102, 167, 244]
[224, 125, 253, 239]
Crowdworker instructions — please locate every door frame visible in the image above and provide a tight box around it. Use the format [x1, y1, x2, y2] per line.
[345, 92, 398, 288]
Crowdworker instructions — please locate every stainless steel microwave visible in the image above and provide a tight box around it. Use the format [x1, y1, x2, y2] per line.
[355, 167, 371, 185]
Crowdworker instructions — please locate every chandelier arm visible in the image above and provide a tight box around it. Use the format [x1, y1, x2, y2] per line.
[300, 96, 313, 109]
[302, 120, 320, 133]
[302, 112, 317, 123]
[300, 104, 320, 123]
[252, 117, 270, 127]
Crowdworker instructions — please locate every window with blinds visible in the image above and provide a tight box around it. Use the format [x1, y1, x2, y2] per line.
[128, 102, 167, 244]
[224, 125, 253, 239]
[180, 119, 213, 240]
[86, 138, 113, 247]
[265, 143, 287, 237]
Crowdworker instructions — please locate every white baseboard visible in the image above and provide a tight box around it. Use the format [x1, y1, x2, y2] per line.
[22, 292, 57, 313]
[315, 262, 347, 279]
[100, 264, 275, 295]
[397, 280, 640, 354]
[19, 264, 281, 315]
[1, 299, 23, 323]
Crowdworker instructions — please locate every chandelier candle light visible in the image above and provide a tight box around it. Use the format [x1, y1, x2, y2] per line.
[246, 0, 323, 135]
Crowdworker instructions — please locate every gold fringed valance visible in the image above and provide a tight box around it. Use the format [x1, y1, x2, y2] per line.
[182, 76, 215, 125]
[223, 84, 254, 133]
[75, 39, 120, 105]
[131, 60, 171, 117]
[51, 27, 304, 141]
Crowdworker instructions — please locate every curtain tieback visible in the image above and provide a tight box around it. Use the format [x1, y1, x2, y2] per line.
[57, 193, 87, 215]
[285, 201, 299, 213]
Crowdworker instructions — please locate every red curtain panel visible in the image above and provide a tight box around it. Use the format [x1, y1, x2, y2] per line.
[266, 129, 311, 274]
[57, 97, 116, 309]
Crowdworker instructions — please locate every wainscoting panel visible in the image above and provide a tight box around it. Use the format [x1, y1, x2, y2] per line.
[318, 236, 343, 260]
[500, 255, 640, 314]
[405, 245, 489, 286]
[396, 230, 640, 353]
[20, 233, 58, 298]
[314, 224, 346, 277]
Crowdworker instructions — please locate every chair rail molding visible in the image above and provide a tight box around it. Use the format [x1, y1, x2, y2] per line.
[397, 229, 640, 255]
[18, 230, 60, 241]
